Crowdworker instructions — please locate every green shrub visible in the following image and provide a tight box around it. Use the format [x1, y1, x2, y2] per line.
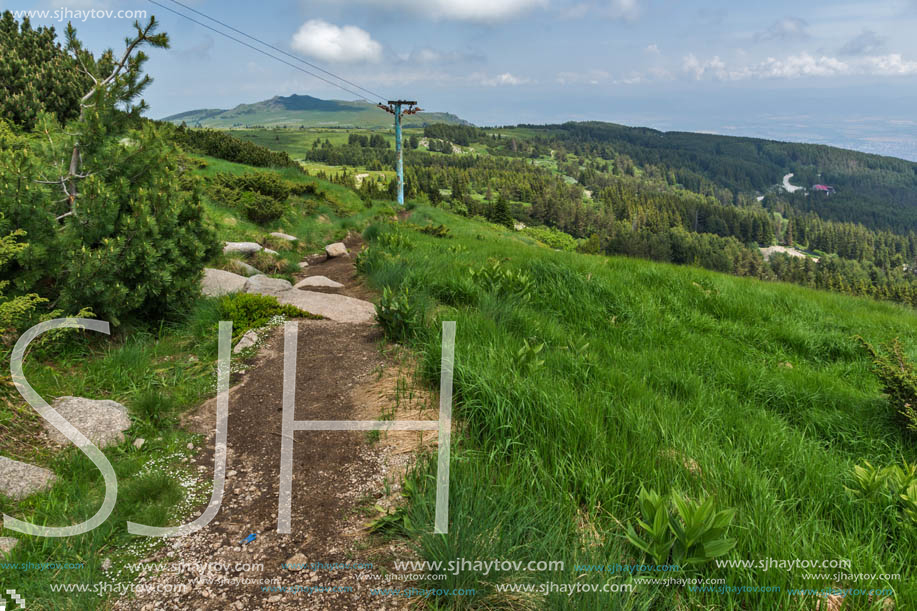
[418, 223, 450, 238]
[626, 487, 737, 570]
[239, 191, 286, 224]
[469, 259, 535, 303]
[375, 285, 421, 342]
[218, 292, 320, 338]
[0, 225, 45, 335]
[523, 225, 577, 251]
[857, 336, 917, 434]
[213, 171, 291, 201]
[847, 459, 917, 525]
[176, 126, 301, 169]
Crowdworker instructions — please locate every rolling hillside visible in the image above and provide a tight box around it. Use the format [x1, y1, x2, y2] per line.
[161, 94, 469, 129]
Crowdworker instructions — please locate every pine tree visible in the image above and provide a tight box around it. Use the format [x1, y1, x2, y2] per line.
[0, 17, 218, 325]
[0, 12, 94, 129]
[489, 193, 513, 228]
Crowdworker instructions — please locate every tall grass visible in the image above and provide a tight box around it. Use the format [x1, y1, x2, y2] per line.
[363, 206, 917, 609]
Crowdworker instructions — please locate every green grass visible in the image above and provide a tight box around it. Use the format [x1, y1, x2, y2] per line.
[0, 299, 225, 609]
[359, 206, 917, 610]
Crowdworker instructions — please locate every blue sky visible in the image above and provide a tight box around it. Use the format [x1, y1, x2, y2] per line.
[8, 0, 917, 158]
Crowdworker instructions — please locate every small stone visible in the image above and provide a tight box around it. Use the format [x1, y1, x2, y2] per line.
[324, 242, 348, 258]
[233, 330, 259, 354]
[285, 553, 307, 571]
[0, 457, 57, 500]
[133, 438, 145, 450]
[102, 557, 112, 571]
[270, 232, 298, 242]
[298, 261, 309, 269]
[268, 595, 282, 603]
[187, 443, 194, 450]
[0, 536, 18, 556]
[263, 248, 279, 256]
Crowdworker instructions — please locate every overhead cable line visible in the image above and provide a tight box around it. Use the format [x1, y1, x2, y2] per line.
[147, 0, 385, 102]
[164, 0, 388, 102]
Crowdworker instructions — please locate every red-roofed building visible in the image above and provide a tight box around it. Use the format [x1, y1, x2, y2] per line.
[813, 184, 835, 195]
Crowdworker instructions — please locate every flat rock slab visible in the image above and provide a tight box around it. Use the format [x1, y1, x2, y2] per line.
[227, 259, 261, 277]
[0, 536, 17, 556]
[274, 290, 375, 324]
[270, 232, 298, 242]
[325, 242, 348, 258]
[0, 456, 56, 500]
[201, 268, 247, 297]
[223, 242, 263, 255]
[244, 275, 293, 294]
[46, 396, 131, 448]
[294, 276, 344, 289]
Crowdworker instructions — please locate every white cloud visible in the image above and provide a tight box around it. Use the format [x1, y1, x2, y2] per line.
[290, 20, 382, 63]
[475, 72, 533, 86]
[681, 51, 917, 80]
[646, 43, 660, 55]
[398, 47, 485, 65]
[748, 54, 849, 78]
[556, 69, 610, 85]
[862, 53, 917, 75]
[682, 53, 729, 80]
[754, 17, 810, 42]
[329, 0, 546, 22]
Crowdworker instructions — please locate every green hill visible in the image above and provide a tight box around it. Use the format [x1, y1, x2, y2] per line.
[161, 94, 469, 129]
[358, 207, 917, 609]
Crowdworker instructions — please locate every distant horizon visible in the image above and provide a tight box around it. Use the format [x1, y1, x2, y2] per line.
[159, 91, 917, 162]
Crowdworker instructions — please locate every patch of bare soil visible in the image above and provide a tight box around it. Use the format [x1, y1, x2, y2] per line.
[116, 245, 436, 611]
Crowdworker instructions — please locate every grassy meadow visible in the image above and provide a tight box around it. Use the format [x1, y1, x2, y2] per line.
[358, 205, 917, 610]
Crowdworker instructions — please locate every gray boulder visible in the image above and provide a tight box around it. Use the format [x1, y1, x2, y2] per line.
[297, 261, 309, 269]
[201, 268, 247, 297]
[275, 290, 374, 324]
[233, 330, 259, 354]
[324, 242, 348, 258]
[227, 259, 261, 277]
[270, 232, 298, 242]
[294, 276, 344, 289]
[46, 396, 131, 449]
[223, 242, 263, 255]
[243, 275, 293, 295]
[0, 456, 56, 500]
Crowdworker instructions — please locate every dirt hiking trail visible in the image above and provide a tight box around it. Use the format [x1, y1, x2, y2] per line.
[117, 234, 438, 610]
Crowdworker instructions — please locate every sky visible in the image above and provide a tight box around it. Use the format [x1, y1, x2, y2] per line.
[7, 0, 917, 159]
